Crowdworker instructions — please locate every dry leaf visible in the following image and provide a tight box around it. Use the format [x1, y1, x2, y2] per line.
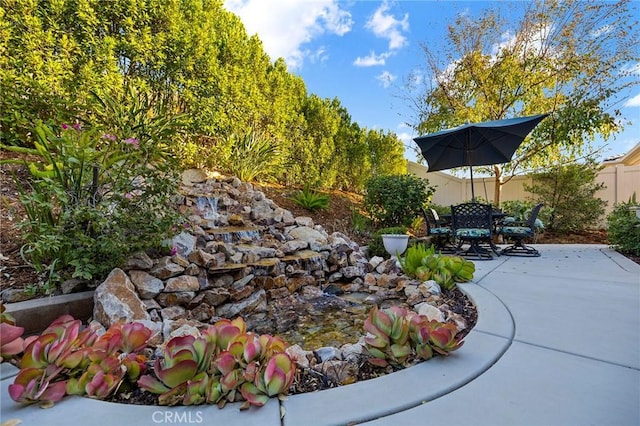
[1, 419, 22, 426]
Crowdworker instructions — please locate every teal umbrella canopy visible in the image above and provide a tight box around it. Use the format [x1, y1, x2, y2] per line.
[413, 114, 549, 200]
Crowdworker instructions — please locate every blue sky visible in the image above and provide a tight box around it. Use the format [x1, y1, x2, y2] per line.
[224, 0, 640, 165]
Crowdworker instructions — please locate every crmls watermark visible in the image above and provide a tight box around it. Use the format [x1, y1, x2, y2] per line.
[152, 410, 204, 424]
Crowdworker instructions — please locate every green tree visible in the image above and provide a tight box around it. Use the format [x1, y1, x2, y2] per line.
[410, 0, 639, 206]
[364, 174, 436, 228]
[525, 160, 606, 233]
[1, 0, 406, 191]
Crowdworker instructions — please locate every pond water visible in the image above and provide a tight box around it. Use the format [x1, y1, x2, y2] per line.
[277, 297, 370, 350]
[275, 292, 405, 350]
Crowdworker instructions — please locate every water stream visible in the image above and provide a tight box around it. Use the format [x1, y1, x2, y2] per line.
[195, 196, 220, 223]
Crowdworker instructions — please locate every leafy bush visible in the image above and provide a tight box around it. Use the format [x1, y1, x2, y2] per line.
[289, 184, 330, 211]
[525, 160, 606, 233]
[222, 130, 284, 182]
[607, 195, 640, 256]
[368, 226, 408, 258]
[364, 174, 435, 228]
[4, 117, 181, 289]
[500, 200, 549, 231]
[428, 204, 451, 218]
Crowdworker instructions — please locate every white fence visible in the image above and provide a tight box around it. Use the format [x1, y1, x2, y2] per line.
[407, 161, 640, 224]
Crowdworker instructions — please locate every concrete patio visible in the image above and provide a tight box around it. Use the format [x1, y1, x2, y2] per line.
[1, 244, 638, 426]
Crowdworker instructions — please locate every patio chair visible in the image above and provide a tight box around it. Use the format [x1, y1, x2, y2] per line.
[451, 202, 499, 260]
[421, 207, 455, 253]
[499, 203, 544, 257]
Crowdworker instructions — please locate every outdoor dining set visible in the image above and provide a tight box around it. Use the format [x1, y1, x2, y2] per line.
[412, 113, 550, 260]
[422, 202, 544, 260]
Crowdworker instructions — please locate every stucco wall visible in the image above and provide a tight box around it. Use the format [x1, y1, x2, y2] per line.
[407, 161, 640, 223]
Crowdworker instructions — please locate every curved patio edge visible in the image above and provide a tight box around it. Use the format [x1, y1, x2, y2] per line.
[0, 284, 512, 426]
[281, 282, 514, 426]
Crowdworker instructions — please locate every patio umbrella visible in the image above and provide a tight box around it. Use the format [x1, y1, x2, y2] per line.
[413, 113, 549, 201]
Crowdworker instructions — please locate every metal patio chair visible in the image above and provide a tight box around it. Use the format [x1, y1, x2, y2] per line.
[421, 207, 455, 253]
[451, 202, 499, 260]
[499, 203, 544, 257]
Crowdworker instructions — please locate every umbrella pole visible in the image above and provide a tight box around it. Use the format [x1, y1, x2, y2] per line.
[470, 165, 476, 202]
[465, 130, 476, 202]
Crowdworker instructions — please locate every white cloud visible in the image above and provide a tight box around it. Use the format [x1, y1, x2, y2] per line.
[354, 51, 390, 67]
[396, 130, 413, 145]
[376, 70, 396, 88]
[308, 46, 329, 65]
[365, 1, 409, 50]
[224, 0, 353, 70]
[624, 93, 640, 107]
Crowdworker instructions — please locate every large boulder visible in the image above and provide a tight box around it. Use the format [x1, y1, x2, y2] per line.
[288, 226, 328, 245]
[94, 268, 150, 327]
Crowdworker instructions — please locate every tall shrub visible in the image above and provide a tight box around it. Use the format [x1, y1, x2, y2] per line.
[607, 195, 640, 256]
[4, 104, 182, 289]
[525, 160, 606, 233]
[364, 174, 435, 229]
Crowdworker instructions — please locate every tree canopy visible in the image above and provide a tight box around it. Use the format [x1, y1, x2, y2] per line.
[410, 0, 639, 205]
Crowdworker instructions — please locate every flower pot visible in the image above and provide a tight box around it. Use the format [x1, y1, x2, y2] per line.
[629, 206, 640, 220]
[381, 234, 409, 257]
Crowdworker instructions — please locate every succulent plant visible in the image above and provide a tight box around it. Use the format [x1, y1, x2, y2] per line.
[428, 321, 464, 355]
[364, 306, 412, 367]
[254, 353, 295, 397]
[400, 245, 475, 291]
[93, 322, 152, 356]
[399, 243, 434, 277]
[445, 256, 475, 283]
[8, 313, 295, 408]
[19, 315, 96, 371]
[214, 325, 296, 408]
[407, 312, 434, 361]
[8, 315, 101, 405]
[214, 317, 245, 351]
[8, 366, 68, 404]
[137, 331, 217, 405]
[66, 357, 125, 399]
[1, 322, 26, 362]
[364, 305, 465, 368]
[0, 302, 16, 326]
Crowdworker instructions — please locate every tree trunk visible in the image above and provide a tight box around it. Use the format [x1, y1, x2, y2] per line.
[493, 164, 503, 207]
